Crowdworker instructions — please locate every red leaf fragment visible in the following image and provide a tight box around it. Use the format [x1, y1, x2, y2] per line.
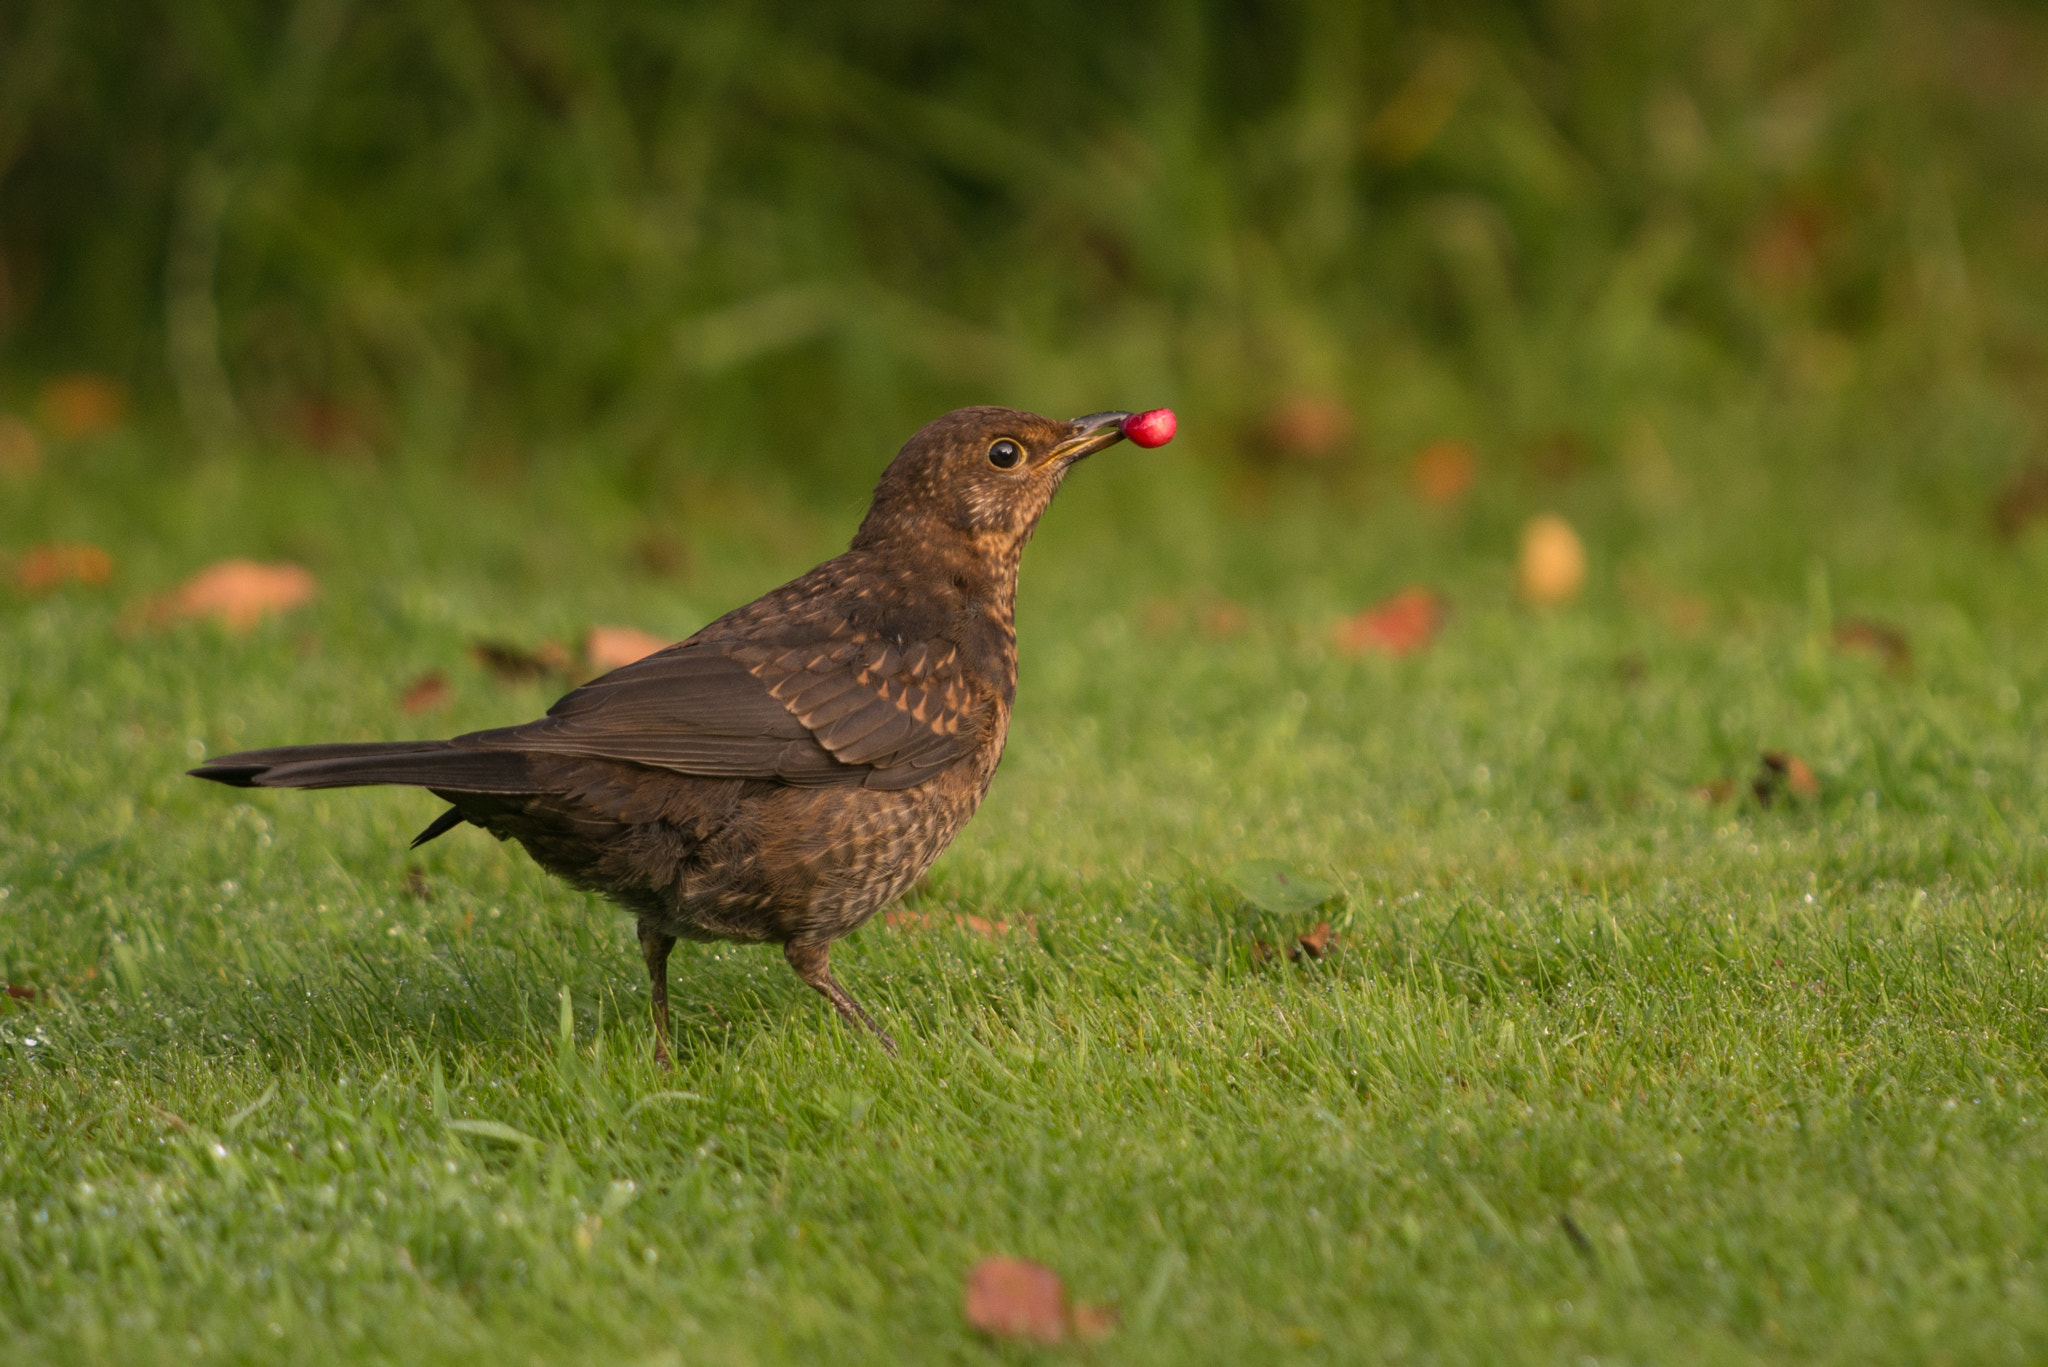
[400, 671, 452, 715]
[171, 560, 318, 631]
[585, 625, 670, 673]
[1333, 587, 1444, 656]
[14, 543, 114, 593]
[963, 1257, 1069, 1344]
[1121, 408, 1177, 448]
[5, 984, 37, 1001]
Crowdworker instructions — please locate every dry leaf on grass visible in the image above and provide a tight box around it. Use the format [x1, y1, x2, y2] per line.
[962, 1256, 1115, 1344]
[38, 374, 128, 439]
[0, 416, 43, 478]
[1519, 514, 1586, 605]
[585, 625, 670, 672]
[1290, 920, 1335, 961]
[1411, 439, 1476, 504]
[5, 984, 38, 1001]
[878, 909, 1020, 940]
[1259, 394, 1354, 461]
[399, 671, 452, 714]
[14, 543, 113, 593]
[1333, 587, 1444, 656]
[1753, 751, 1820, 805]
[1832, 619, 1911, 673]
[172, 560, 317, 630]
[1993, 466, 2048, 540]
[471, 639, 572, 681]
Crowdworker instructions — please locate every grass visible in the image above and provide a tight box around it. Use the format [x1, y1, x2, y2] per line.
[5, 395, 2048, 1365]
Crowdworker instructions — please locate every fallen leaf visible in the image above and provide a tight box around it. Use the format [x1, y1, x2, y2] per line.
[1260, 394, 1354, 461]
[1226, 859, 1339, 915]
[14, 543, 113, 593]
[38, 374, 128, 439]
[171, 560, 318, 631]
[1993, 466, 2048, 539]
[1832, 619, 1911, 674]
[585, 624, 670, 673]
[1200, 600, 1248, 639]
[880, 909, 942, 931]
[1529, 427, 1590, 481]
[1753, 751, 1820, 806]
[471, 639, 572, 681]
[5, 984, 37, 1001]
[1694, 778, 1735, 805]
[963, 1257, 1068, 1344]
[632, 530, 691, 579]
[0, 415, 43, 477]
[1290, 920, 1334, 961]
[1070, 1302, 1120, 1341]
[1411, 439, 1476, 503]
[1333, 587, 1444, 656]
[1519, 513, 1587, 606]
[399, 671, 452, 714]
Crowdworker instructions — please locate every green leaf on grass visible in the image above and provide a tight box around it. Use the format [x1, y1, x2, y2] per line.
[1225, 859, 1339, 915]
[446, 1118, 539, 1147]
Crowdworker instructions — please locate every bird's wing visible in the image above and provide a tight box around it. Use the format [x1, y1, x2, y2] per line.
[458, 634, 982, 790]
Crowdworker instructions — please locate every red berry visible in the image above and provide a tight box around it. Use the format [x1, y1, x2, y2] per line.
[1121, 408, 1176, 448]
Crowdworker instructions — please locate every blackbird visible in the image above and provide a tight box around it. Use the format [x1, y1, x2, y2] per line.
[190, 405, 1170, 1059]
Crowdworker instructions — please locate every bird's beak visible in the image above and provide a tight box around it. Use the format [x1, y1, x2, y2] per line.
[1046, 411, 1133, 465]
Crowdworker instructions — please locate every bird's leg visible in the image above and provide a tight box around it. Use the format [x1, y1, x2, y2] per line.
[783, 939, 898, 1056]
[639, 922, 677, 1068]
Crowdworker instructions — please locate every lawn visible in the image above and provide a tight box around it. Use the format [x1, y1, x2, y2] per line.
[4, 398, 2048, 1366]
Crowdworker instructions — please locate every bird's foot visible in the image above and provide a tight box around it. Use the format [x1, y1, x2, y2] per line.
[784, 939, 897, 1056]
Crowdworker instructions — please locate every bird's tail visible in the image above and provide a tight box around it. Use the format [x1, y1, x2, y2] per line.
[189, 741, 535, 794]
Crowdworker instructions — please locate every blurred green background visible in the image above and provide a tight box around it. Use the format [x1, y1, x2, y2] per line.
[3, 0, 2043, 511]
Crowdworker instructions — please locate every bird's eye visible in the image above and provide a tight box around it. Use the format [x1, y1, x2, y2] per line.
[987, 438, 1024, 469]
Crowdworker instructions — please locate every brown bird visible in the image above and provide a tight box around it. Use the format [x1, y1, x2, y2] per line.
[190, 406, 1171, 1060]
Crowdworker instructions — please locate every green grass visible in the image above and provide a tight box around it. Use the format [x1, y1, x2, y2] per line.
[5, 404, 2048, 1364]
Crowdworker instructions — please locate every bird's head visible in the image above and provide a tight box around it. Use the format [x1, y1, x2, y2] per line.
[852, 406, 1171, 561]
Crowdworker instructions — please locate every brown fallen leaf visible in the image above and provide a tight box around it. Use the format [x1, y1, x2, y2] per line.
[399, 671, 452, 715]
[471, 639, 572, 681]
[14, 543, 114, 593]
[1411, 439, 1476, 504]
[172, 560, 318, 631]
[1993, 466, 2048, 540]
[1333, 587, 1444, 656]
[1289, 920, 1334, 961]
[962, 1256, 1069, 1344]
[1200, 600, 1248, 639]
[5, 984, 37, 1001]
[1832, 619, 1911, 674]
[1070, 1302, 1120, 1342]
[1753, 751, 1820, 806]
[585, 624, 670, 673]
[1519, 514, 1586, 606]
[1259, 393, 1354, 461]
[879, 909, 1020, 939]
[0, 415, 43, 478]
[38, 374, 128, 439]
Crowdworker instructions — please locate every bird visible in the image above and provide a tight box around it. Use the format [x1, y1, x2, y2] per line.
[190, 405, 1176, 1061]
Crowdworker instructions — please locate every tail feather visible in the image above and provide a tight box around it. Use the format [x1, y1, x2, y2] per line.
[411, 806, 469, 848]
[190, 741, 536, 794]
